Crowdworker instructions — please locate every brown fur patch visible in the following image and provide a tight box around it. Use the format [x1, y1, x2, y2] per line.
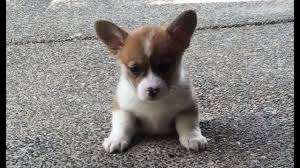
[112, 97, 119, 112]
[116, 26, 186, 88]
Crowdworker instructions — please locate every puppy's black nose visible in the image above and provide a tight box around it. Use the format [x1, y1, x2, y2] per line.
[147, 87, 160, 98]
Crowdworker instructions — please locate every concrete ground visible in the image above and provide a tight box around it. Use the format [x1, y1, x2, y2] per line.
[6, 0, 294, 167]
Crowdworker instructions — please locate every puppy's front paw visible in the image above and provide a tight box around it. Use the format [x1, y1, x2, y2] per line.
[179, 133, 208, 151]
[103, 136, 130, 153]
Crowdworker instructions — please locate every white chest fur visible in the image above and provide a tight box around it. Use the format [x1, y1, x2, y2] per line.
[116, 69, 195, 134]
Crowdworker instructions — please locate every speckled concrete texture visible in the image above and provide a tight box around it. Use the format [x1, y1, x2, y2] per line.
[6, 0, 293, 44]
[7, 0, 294, 167]
[7, 22, 294, 167]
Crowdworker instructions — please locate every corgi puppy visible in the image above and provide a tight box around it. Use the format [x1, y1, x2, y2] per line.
[95, 10, 207, 153]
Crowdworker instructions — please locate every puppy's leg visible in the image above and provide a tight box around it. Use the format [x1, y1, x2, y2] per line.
[103, 110, 136, 153]
[175, 105, 207, 151]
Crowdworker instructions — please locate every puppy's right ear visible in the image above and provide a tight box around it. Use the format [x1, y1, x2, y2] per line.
[167, 10, 197, 49]
[95, 20, 128, 55]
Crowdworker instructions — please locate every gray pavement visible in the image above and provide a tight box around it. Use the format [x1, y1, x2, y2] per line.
[6, 0, 294, 167]
[7, 0, 293, 44]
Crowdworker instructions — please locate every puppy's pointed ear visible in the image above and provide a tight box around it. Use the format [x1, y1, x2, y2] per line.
[95, 20, 128, 54]
[167, 10, 197, 49]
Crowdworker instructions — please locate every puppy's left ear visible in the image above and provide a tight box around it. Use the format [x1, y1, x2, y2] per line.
[167, 10, 197, 49]
[95, 20, 128, 55]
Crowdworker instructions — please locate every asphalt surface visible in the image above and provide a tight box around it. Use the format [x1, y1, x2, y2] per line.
[6, 0, 294, 167]
[6, 0, 293, 44]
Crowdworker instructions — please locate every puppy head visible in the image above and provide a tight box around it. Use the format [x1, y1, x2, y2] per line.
[95, 10, 197, 101]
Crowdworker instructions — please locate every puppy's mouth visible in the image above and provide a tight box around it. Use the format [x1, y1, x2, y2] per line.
[145, 94, 164, 101]
[142, 96, 164, 102]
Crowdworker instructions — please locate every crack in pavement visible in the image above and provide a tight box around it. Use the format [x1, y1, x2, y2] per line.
[196, 18, 294, 30]
[7, 18, 294, 46]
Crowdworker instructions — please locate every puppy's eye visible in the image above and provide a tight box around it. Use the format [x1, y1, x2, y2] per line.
[129, 64, 140, 75]
[158, 62, 170, 73]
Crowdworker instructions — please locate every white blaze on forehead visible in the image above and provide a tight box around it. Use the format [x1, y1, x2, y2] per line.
[144, 31, 155, 58]
[143, 69, 162, 87]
